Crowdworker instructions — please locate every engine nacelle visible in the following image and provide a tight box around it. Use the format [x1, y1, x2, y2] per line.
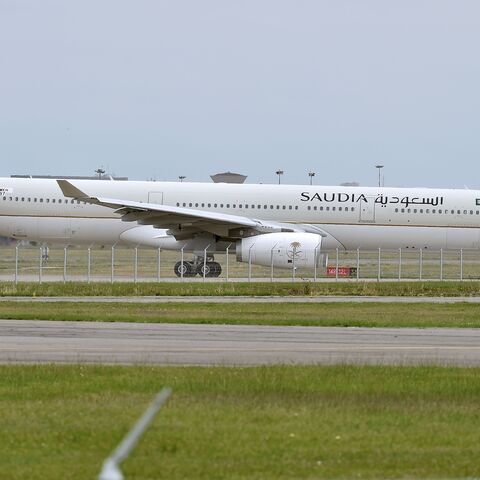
[236, 232, 322, 269]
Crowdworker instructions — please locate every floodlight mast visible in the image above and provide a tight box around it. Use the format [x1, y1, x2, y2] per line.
[98, 387, 172, 480]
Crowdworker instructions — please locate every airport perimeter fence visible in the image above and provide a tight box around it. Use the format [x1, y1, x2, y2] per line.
[1, 242, 480, 283]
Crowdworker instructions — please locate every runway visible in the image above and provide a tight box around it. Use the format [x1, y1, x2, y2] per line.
[1, 319, 480, 366]
[3, 295, 480, 303]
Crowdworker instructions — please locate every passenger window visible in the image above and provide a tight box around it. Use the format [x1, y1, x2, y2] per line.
[413, 209, 417, 213]
[52, 199, 55, 203]
[208, 203, 211, 208]
[314, 206, 317, 211]
[320, 206, 324, 211]
[295, 206, 298, 210]
[40, 198, 43, 203]
[308, 206, 311, 210]
[332, 207, 336, 211]
[15, 197, 18, 201]
[195, 203, 199, 207]
[289, 206, 292, 210]
[326, 207, 330, 211]
[395, 208, 398, 213]
[264, 205, 267, 209]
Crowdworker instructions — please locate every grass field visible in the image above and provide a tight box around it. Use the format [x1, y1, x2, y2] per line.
[3, 280, 480, 297]
[1, 364, 479, 479]
[2, 301, 480, 328]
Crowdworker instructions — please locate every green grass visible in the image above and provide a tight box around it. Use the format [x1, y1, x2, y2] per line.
[3, 280, 480, 297]
[2, 301, 480, 328]
[1, 365, 479, 479]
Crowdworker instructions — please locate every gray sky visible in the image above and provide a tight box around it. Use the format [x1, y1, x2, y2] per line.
[1, 1, 480, 187]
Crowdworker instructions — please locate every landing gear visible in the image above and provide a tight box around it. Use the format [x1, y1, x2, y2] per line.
[174, 258, 222, 277]
[174, 261, 196, 277]
[196, 261, 222, 278]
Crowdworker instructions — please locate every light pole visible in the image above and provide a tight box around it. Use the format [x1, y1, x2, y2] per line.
[95, 168, 105, 179]
[375, 165, 384, 187]
[276, 170, 284, 185]
[178, 176, 186, 182]
[308, 171, 315, 185]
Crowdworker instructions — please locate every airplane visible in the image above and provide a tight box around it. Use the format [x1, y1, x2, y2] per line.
[0, 176, 480, 277]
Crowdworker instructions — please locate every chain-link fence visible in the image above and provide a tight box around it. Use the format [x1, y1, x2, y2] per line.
[1, 243, 480, 282]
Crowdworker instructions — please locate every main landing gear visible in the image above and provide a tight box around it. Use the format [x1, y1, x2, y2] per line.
[174, 256, 222, 278]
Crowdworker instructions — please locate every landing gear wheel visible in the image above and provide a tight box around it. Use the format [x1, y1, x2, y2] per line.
[197, 262, 222, 277]
[174, 261, 195, 277]
[197, 262, 212, 277]
[209, 262, 222, 278]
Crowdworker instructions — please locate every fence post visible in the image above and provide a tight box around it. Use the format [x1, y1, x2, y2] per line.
[180, 246, 185, 281]
[419, 249, 423, 281]
[111, 245, 115, 284]
[270, 243, 277, 282]
[39, 246, 42, 284]
[134, 246, 138, 283]
[440, 248, 443, 280]
[356, 248, 360, 281]
[335, 247, 339, 282]
[460, 249, 463, 281]
[248, 243, 255, 282]
[63, 246, 68, 284]
[15, 244, 19, 285]
[225, 244, 232, 282]
[398, 248, 402, 281]
[314, 243, 320, 282]
[377, 247, 381, 282]
[87, 246, 91, 284]
[203, 244, 211, 282]
[292, 245, 297, 282]
[157, 248, 161, 282]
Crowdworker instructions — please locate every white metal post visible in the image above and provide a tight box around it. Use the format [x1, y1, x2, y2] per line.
[419, 249, 423, 280]
[14, 244, 19, 285]
[356, 248, 360, 281]
[98, 387, 172, 480]
[460, 249, 463, 281]
[335, 247, 339, 281]
[87, 247, 91, 284]
[63, 246, 68, 284]
[39, 246, 42, 284]
[180, 246, 185, 281]
[225, 243, 232, 282]
[248, 243, 255, 282]
[203, 244, 211, 282]
[157, 248, 161, 282]
[270, 243, 277, 282]
[292, 245, 297, 282]
[134, 246, 138, 283]
[111, 245, 115, 284]
[398, 248, 402, 281]
[314, 243, 320, 282]
[377, 247, 381, 282]
[440, 248, 443, 280]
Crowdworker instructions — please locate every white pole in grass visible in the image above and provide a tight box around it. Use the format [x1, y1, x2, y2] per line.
[335, 247, 339, 282]
[313, 243, 320, 282]
[248, 243, 255, 282]
[111, 245, 115, 284]
[14, 244, 19, 285]
[203, 244, 211, 282]
[157, 248, 161, 282]
[270, 243, 277, 282]
[134, 246, 138, 284]
[180, 246, 185, 281]
[440, 248, 443, 281]
[460, 249, 463, 281]
[419, 249, 423, 281]
[39, 246, 42, 284]
[98, 387, 172, 480]
[377, 247, 381, 282]
[225, 243, 232, 282]
[356, 248, 360, 281]
[87, 246, 91, 284]
[63, 246, 68, 284]
[398, 248, 402, 281]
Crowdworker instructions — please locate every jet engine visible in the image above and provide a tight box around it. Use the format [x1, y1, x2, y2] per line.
[236, 232, 322, 268]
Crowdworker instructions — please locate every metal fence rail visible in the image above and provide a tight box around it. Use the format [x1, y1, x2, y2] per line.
[1, 243, 480, 283]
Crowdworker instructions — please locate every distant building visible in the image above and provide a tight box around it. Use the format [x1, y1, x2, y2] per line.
[11, 174, 128, 181]
[210, 172, 247, 184]
[340, 181, 360, 187]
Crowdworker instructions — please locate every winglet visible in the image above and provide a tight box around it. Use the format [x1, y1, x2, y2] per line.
[57, 180, 89, 198]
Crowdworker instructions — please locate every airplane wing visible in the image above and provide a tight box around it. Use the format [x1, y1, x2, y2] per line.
[57, 180, 303, 238]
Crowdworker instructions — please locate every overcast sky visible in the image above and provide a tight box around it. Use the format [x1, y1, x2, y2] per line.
[1, 1, 480, 187]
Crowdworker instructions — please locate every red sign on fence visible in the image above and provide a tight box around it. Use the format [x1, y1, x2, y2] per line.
[326, 266, 357, 277]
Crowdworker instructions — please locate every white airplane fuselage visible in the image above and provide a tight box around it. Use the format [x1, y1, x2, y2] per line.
[1, 178, 480, 252]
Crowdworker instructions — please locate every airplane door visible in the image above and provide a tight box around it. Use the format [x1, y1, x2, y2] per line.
[148, 192, 164, 204]
[359, 197, 376, 223]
